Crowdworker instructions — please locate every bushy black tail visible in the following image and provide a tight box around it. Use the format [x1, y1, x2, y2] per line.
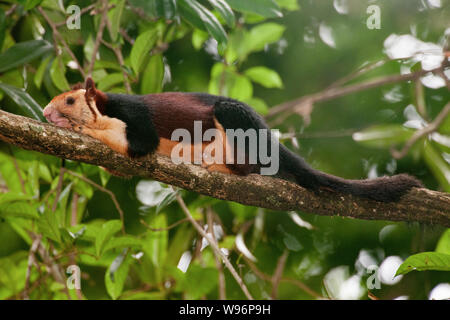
[279, 145, 423, 202]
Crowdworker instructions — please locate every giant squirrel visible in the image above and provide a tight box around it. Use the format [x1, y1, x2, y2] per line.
[43, 77, 422, 202]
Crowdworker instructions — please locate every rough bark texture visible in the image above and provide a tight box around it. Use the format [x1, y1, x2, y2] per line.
[0, 110, 449, 227]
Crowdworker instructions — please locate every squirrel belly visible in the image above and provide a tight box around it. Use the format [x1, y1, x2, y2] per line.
[43, 77, 423, 202]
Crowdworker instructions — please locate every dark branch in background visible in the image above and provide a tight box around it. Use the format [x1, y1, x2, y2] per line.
[267, 65, 447, 126]
[391, 102, 450, 159]
[0, 110, 449, 227]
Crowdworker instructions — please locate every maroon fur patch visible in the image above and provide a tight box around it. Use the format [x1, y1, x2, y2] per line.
[141, 93, 216, 140]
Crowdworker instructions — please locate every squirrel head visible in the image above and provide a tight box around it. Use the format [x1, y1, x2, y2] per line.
[43, 77, 106, 128]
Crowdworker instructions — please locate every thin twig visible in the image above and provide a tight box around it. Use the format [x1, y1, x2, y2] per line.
[23, 234, 42, 300]
[120, 28, 135, 45]
[415, 80, 427, 119]
[267, 66, 444, 125]
[140, 218, 188, 232]
[87, 0, 108, 77]
[54, 4, 97, 28]
[35, 237, 72, 299]
[63, 169, 125, 233]
[126, 0, 156, 21]
[52, 166, 65, 212]
[101, 39, 132, 93]
[244, 257, 324, 299]
[207, 208, 226, 300]
[391, 102, 450, 159]
[271, 250, 288, 299]
[174, 191, 254, 300]
[14, 273, 50, 300]
[71, 192, 79, 226]
[69, 191, 83, 300]
[326, 59, 388, 90]
[6, 4, 18, 16]
[38, 7, 86, 79]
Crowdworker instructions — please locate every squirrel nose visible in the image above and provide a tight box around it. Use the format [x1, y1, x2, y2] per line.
[43, 105, 53, 118]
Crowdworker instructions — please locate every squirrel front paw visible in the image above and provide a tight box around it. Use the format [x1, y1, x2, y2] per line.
[71, 123, 84, 133]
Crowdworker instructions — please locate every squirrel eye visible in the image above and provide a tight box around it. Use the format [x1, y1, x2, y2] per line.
[65, 97, 75, 105]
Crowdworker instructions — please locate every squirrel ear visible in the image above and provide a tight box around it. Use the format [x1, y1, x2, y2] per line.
[71, 82, 84, 90]
[85, 77, 96, 99]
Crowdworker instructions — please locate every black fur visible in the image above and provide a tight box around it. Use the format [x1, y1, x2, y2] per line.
[105, 94, 159, 157]
[212, 97, 423, 202]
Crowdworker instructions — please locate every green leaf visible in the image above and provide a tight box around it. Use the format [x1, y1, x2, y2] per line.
[0, 40, 53, 73]
[142, 215, 168, 271]
[0, 153, 24, 193]
[37, 208, 62, 243]
[128, 0, 158, 16]
[243, 97, 268, 115]
[245, 22, 285, 54]
[130, 29, 158, 75]
[105, 250, 131, 300]
[244, 66, 283, 88]
[178, 264, 218, 299]
[104, 236, 142, 253]
[142, 214, 170, 283]
[95, 220, 123, 257]
[207, 0, 235, 27]
[0, 201, 39, 219]
[436, 229, 450, 254]
[0, 193, 32, 204]
[165, 224, 195, 267]
[156, 188, 177, 213]
[431, 132, 450, 154]
[26, 160, 39, 196]
[178, 0, 227, 45]
[226, 23, 285, 62]
[353, 125, 415, 148]
[438, 113, 450, 134]
[229, 74, 253, 100]
[34, 55, 52, 89]
[0, 83, 45, 121]
[97, 73, 124, 92]
[53, 183, 72, 220]
[192, 29, 209, 50]
[23, 0, 44, 10]
[276, 0, 300, 11]
[122, 291, 165, 300]
[141, 54, 164, 94]
[108, 0, 125, 42]
[0, 8, 6, 51]
[50, 56, 70, 92]
[226, 0, 282, 18]
[94, 60, 124, 72]
[158, 0, 177, 19]
[130, 0, 177, 19]
[422, 141, 450, 192]
[395, 252, 450, 276]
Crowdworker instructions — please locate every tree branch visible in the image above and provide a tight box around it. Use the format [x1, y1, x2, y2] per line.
[391, 102, 450, 159]
[267, 66, 445, 126]
[0, 110, 449, 227]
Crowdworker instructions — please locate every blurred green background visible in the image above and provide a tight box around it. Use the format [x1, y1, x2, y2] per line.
[0, 0, 449, 300]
